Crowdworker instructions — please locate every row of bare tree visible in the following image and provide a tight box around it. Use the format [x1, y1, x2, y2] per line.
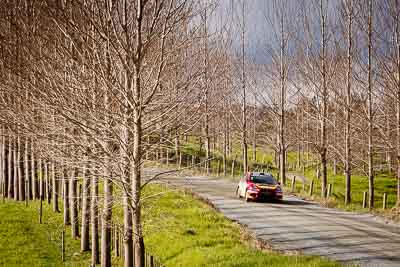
[0, 0, 215, 266]
[1, 0, 400, 266]
[255, 0, 400, 208]
[193, 0, 400, 209]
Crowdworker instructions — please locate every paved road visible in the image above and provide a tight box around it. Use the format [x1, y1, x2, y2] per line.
[145, 169, 400, 267]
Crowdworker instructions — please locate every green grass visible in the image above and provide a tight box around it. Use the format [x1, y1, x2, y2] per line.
[141, 185, 340, 267]
[0, 200, 92, 266]
[289, 166, 398, 213]
[177, 141, 276, 179]
[257, 148, 398, 214]
[0, 185, 341, 267]
[156, 137, 399, 215]
[175, 138, 399, 215]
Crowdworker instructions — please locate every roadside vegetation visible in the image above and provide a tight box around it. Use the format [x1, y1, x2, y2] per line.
[0, 185, 340, 267]
[143, 185, 341, 267]
[164, 140, 400, 220]
[288, 166, 399, 216]
[0, 201, 92, 266]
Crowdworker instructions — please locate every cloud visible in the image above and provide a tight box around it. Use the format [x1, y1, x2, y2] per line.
[209, 0, 340, 64]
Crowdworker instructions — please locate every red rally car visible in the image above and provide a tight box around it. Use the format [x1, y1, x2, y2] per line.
[236, 172, 283, 202]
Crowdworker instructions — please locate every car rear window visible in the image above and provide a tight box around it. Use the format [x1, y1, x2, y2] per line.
[249, 175, 277, 185]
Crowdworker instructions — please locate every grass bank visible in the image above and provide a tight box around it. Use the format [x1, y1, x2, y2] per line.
[151, 139, 400, 221]
[141, 185, 340, 267]
[0, 184, 340, 267]
[0, 200, 91, 266]
[288, 167, 398, 215]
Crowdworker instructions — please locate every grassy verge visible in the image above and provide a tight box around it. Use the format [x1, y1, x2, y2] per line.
[0, 185, 341, 267]
[158, 138, 400, 218]
[179, 141, 275, 177]
[254, 149, 399, 217]
[141, 185, 340, 267]
[0, 200, 92, 266]
[288, 167, 399, 216]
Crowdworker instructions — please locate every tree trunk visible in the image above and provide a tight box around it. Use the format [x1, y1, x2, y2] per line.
[203, 8, 210, 175]
[252, 95, 257, 163]
[91, 170, 99, 265]
[345, 0, 353, 205]
[7, 137, 13, 199]
[241, 1, 248, 174]
[38, 157, 43, 201]
[31, 142, 36, 199]
[101, 172, 113, 266]
[18, 136, 24, 201]
[52, 162, 59, 212]
[81, 165, 90, 251]
[279, 9, 286, 185]
[223, 99, 228, 176]
[320, 0, 328, 198]
[63, 167, 70, 225]
[70, 168, 79, 238]
[297, 107, 301, 170]
[175, 131, 180, 165]
[123, 178, 132, 267]
[101, 44, 113, 265]
[132, 108, 144, 267]
[386, 112, 392, 173]
[14, 139, 19, 201]
[44, 161, 50, 204]
[1, 132, 6, 199]
[24, 139, 30, 200]
[301, 104, 305, 171]
[367, 0, 374, 208]
[395, 0, 400, 205]
[5, 145, 9, 199]
[121, 90, 133, 267]
[227, 114, 231, 157]
[0, 130, 3, 198]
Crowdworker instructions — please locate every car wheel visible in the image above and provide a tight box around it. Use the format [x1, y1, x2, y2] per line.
[236, 187, 241, 198]
[245, 190, 250, 202]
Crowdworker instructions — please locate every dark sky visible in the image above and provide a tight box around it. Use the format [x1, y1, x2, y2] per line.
[211, 0, 274, 63]
[210, 0, 340, 64]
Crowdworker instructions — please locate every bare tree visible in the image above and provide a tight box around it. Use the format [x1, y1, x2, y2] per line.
[344, 0, 354, 205]
[240, 0, 248, 174]
[367, 0, 375, 208]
